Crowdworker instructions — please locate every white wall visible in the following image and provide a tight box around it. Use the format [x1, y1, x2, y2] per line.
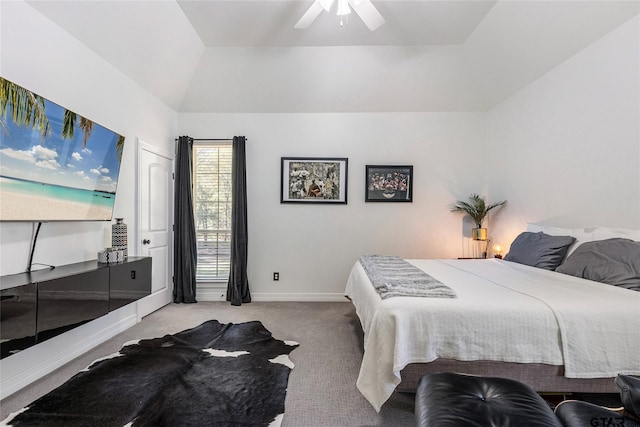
[486, 15, 640, 252]
[0, 1, 178, 277]
[2, 3, 636, 300]
[179, 112, 487, 299]
[179, 15, 640, 298]
[0, 1, 177, 398]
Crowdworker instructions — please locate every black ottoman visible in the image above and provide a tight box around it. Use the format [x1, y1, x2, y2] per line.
[555, 374, 640, 427]
[415, 372, 563, 427]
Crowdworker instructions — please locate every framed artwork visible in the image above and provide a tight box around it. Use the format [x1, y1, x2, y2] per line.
[281, 157, 348, 204]
[365, 165, 413, 202]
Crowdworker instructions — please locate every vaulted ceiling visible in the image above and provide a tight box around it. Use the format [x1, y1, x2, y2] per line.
[25, 0, 640, 113]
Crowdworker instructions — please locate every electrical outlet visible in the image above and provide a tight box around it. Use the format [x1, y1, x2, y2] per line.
[273, 272, 279, 281]
[130, 270, 136, 279]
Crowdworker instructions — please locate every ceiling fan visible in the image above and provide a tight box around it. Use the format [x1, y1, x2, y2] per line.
[294, 0, 385, 31]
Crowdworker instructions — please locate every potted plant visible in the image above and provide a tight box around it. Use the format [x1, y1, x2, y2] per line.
[450, 193, 506, 240]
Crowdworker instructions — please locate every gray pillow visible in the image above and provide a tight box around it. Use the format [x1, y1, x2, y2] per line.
[504, 232, 576, 270]
[556, 238, 640, 291]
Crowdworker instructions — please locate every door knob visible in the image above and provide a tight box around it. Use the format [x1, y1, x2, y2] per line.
[142, 239, 151, 245]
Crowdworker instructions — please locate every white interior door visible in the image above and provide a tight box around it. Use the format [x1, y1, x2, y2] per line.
[137, 140, 173, 318]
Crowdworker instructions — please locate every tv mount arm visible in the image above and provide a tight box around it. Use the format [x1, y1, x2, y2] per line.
[26, 222, 55, 273]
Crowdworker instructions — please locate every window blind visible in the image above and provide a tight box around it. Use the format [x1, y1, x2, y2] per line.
[193, 142, 232, 282]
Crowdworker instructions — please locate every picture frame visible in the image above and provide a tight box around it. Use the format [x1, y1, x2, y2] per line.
[365, 165, 413, 202]
[281, 157, 348, 204]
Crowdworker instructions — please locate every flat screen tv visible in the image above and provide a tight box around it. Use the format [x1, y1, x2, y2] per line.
[0, 77, 125, 221]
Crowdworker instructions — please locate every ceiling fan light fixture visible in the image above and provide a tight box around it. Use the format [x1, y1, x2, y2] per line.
[336, 0, 351, 16]
[294, 0, 385, 31]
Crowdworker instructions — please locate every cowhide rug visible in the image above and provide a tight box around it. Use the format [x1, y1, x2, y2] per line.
[2, 320, 299, 427]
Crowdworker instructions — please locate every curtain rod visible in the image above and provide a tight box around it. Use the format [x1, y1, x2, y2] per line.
[174, 138, 247, 142]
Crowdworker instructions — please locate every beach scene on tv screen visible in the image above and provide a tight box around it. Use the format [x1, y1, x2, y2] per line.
[0, 78, 125, 221]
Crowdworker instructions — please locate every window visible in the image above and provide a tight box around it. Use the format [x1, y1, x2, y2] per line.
[193, 141, 232, 282]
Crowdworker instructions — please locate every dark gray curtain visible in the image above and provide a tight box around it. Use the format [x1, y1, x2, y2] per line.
[173, 135, 197, 303]
[227, 136, 251, 306]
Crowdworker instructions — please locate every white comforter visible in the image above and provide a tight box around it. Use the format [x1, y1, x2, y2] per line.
[345, 258, 640, 412]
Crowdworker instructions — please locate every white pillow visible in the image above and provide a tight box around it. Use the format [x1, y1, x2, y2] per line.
[591, 227, 640, 242]
[525, 224, 592, 256]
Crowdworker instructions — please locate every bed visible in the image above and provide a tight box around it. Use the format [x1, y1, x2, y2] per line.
[345, 225, 640, 412]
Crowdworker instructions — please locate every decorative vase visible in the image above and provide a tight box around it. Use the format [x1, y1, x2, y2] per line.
[111, 218, 128, 258]
[472, 227, 488, 241]
[98, 248, 125, 264]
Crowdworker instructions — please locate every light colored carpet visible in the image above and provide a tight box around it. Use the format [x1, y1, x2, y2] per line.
[0, 302, 415, 426]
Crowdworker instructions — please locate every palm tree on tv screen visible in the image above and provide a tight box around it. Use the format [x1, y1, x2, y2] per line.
[0, 77, 50, 139]
[62, 109, 94, 147]
[0, 77, 95, 147]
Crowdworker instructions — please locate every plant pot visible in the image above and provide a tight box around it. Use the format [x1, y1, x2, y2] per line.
[472, 228, 488, 241]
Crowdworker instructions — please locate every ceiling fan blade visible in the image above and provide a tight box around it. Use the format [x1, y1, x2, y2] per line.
[294, 0, 325, 29]
[349, 0, 385, 31]
[318, 0, 335, 12]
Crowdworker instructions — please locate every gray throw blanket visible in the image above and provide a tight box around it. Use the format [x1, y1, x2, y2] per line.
[359, 255, 457, 299]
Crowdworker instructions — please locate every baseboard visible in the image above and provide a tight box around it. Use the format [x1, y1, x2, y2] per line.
[196, 287, 227, 301]
[251, 293, 349, 302]
[0, 309, 138, 399]
[137, 287, 172, 320]
[196, 290, 349, 302]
